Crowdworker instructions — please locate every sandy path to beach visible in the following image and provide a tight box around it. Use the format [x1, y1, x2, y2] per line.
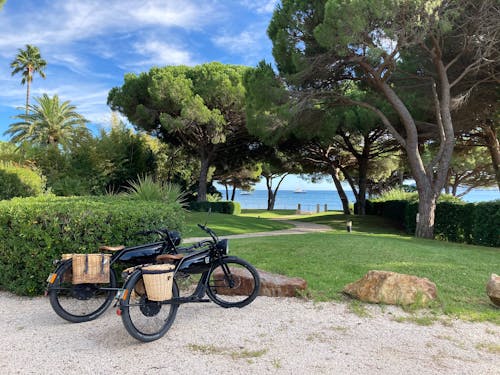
[183, 219, 331, 243]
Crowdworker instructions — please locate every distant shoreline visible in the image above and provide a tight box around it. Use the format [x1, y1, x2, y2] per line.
[230, 188, 499, 210]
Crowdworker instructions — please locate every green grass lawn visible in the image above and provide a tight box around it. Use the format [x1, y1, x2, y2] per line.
[239, 209, 299, 218]
[231, 233, 499, 323]
[207, 210, 499, 323]
[182, 211, 293, 238]
[242, 209, 406, 235]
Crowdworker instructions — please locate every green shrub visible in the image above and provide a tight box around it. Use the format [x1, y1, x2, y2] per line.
[50, 175, 93, 196]
[124, 175, 187, 206]
[434, 202, 473, 243]
[0, 162, 46, 200]
[0, 196, 185, 295]
[189, 201, 241, 215]
[366, 197, 499, 247]
[206, 193, 222, 202]
[371, 188, 418, 203]
[365, 200, 415, 232]
[471, 201, 500, 247]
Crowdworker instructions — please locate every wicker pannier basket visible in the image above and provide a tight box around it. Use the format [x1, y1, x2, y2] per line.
[72, 254, 111, 284]
[61, 253, 74, 282]
[141, 264, 175, 301]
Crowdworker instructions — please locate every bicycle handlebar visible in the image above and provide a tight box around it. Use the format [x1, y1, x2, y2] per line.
[197, 224, 218, 242]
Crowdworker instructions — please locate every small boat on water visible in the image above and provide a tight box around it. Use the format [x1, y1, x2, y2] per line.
[294, 188, 306, 193]
[240, 191, 252, 195]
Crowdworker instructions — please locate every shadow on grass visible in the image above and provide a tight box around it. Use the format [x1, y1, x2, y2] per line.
[294, 212, 407, 236]
[242, 209, 406, 236]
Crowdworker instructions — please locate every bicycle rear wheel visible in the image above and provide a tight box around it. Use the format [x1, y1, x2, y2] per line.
[48, 260, 117, 323]
[120, 270, 179, 342]
[206, 256, 260, 308]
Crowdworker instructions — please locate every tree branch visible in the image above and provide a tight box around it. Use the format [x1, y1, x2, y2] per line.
[343, 99, 407, 147]
[450, 58, 494, 88]
[427, 80, 446, 176]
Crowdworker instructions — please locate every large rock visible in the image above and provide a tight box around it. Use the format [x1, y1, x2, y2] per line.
[486, 274, 500, 307]
[257, 269, 307, 297]
[213, 268, 307, 297]
[343, 270, 437, 306]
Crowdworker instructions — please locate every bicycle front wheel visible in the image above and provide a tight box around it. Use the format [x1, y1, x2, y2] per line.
[120, 270, 179, 342]
[206, 256, 260, 308]
[48, 259, 117, 323]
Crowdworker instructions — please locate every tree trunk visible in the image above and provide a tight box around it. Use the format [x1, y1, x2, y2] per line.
[264, 173, 288, 211]
[197, 153, 211, 201]
[231, 185, 236, 201]
[25, 79, 31, 115]
[329, 167, 350, 214]
[265, 176, 276, 210]
[374, 62, 454, 239]
[357, 155, 369, 216]
[415, 188, 437, 238]
[224, 184, 229, 200]
[483, 124, 500, 191]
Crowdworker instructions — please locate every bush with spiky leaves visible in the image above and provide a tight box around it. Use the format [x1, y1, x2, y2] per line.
[125, 175, 187, 207]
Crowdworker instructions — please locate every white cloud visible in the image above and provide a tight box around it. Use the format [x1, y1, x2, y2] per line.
[50, 53, 88, 74]
[0, 0, 220, 64]
[214, 31, 259, 54]
[131, 40, 196, 67]
[133, 1, 218, 29]
[239, 0, 278, 14]
[212, 23, 272, 64]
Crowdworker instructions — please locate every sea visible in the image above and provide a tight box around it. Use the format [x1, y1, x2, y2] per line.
[230, 189, 500, 210]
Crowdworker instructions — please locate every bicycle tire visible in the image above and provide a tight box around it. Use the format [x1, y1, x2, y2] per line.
[120, 269, 179, 342]
[48, 259, 117, 323]
[206, 256, 260, 308]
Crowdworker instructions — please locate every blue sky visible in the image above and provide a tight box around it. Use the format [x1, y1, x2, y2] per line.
[0, 0, 337, 190]
[0, 0, 277, 136]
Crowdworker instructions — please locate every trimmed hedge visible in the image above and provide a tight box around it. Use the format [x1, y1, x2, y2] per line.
[0, 196, 185, 295]
[189, 201, 241, 215]
[470, 201, 500, 247]
[366, 199, 500, 247]
[0, 162, 46, 200]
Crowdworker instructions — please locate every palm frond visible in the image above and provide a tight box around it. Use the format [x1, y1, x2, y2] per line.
[5, 94, 89, 150]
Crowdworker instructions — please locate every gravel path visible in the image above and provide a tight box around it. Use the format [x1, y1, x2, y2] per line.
[2, 223, 498, 374]
[1, 291, 498, 375]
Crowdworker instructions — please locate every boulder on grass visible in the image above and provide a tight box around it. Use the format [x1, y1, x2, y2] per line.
[343, 270, 437, 306]
[257, 269, 307, 297]
[486, 274, 500, 307]
[213, 268, 307, 297]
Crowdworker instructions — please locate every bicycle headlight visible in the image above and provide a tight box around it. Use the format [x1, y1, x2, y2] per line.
[216, 239, 229, 255]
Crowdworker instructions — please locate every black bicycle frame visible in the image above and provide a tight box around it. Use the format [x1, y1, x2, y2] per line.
[123, 252, 230, 307]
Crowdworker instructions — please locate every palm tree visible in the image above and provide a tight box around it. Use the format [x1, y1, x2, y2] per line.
[5, 94, 90, 150]
[10, 44, 47, 115]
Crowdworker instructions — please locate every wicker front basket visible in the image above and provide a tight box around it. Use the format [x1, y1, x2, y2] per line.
[141, 264, 175, 301]
[72, 254, 111, 284]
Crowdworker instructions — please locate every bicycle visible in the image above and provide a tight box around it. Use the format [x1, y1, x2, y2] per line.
[118, 224, 260, 342]
[46, 229, 181, 323]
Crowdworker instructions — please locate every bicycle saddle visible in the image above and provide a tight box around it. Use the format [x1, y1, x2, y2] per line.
[99, 245, 125, 252]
